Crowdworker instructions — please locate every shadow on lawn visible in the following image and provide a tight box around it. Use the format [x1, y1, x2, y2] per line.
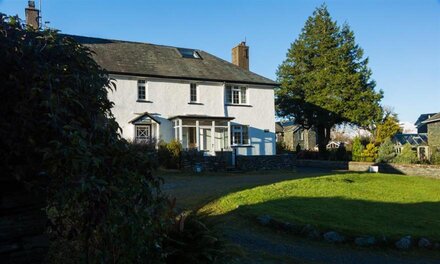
[208, 196, 440, 241]
[164, 168, 337, 210]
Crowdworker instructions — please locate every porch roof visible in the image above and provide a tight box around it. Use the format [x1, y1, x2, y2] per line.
[168, 114, 235, 121]
[129, 112, 161, 124]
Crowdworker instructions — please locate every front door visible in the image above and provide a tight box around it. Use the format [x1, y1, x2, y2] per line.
[135, 125, 151, 143]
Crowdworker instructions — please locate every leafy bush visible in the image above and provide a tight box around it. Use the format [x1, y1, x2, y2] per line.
[361, 142, 378, 162]
[0, 15, 172, 262]
[393, 143, 417, 164]
[276, 141, 289, 154]
[376, 137, 396, 163]
[158, 139, 183, 169]
[352, 137, 364, 161]
[430, 148, 440, 165]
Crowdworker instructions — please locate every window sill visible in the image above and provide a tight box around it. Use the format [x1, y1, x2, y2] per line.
[188, 102, 204, 105]
[137, 100, 153, 103]
[231, 144, 253, 148]
[225, 103, 252, 107]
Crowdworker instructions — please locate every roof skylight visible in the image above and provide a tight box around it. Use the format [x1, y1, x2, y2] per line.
[177, 48, 201, 59]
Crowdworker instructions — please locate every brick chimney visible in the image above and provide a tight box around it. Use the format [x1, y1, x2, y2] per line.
[25, 1, 40, 29]
[232, 42, 249, 70]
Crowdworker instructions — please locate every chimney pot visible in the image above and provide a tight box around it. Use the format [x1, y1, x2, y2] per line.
[232, 42, 249, 71]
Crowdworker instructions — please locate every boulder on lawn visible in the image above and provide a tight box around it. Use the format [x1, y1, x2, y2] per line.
[355, 236, 376, 247]
[418, 238, 432, 249]
[256, 215, 272, 226]
[395, 236, 412, 250]
[323, 231, 345, 243]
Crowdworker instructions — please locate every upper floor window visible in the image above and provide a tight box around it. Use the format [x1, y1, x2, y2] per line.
[138, 80, 146, 100]
[190, 83, 197, 102]
[231, 125, 249, 145]
[226, 85, 247, 104]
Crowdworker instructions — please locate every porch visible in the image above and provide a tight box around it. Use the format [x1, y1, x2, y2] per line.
[170, 115, 234, 155]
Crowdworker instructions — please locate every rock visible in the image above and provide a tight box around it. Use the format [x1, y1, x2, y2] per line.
[256, 215, 271, 226]
[418, 238, 432, 249]
[355, 236, 376, 247]
[323, 231, 345, 243]
[395, 236, 412, 250]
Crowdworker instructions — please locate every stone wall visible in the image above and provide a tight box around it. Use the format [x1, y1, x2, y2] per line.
[0, 179, 48, 263]
[428, 122, 440, 149]
[236, 154, 296, 171]
[296, 159, 440, 178]
[181, 150, 233, 172]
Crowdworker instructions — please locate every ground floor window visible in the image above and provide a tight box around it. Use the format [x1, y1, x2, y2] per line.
[135, 125, 151, 143]
[231, 125, 249, 145]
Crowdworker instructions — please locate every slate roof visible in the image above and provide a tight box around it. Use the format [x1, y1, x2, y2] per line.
[414, 113, 437, 127]
[392, 133, 428, 146]
[65, 35, 277, 86]
[275, 122, 284, 133]
[422, 112, 440, 124]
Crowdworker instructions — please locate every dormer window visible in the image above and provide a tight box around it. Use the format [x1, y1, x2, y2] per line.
[177, 48, 202, 59]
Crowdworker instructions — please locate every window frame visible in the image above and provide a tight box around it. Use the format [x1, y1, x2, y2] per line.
[231, 125, 250, 146]
[190, 83, 197, 103]
[225, 85, 248, 105]
[137, 80, 147, 101]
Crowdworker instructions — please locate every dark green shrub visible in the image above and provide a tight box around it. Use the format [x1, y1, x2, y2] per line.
[276, 141, 289, 154]
[158, 139, 183, 169]
[394, 143, 417, 164]
[0, 15, 169, 262]
[164, 212, 241, 263]
[376, 137, 396, 163]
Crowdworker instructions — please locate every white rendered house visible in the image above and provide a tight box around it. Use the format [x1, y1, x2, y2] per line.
[72, 36, 277, 156]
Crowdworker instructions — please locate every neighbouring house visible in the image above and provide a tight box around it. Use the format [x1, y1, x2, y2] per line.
[422, 112, 440, 152]
[22, 0, 279, 157]
[275, 122, 284, 142]
[276, 121, 317, 151]
[326, 141, 346, 150]
[415, 113, 437, 133]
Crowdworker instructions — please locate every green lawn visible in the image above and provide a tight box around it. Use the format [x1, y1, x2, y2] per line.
[202, 173, 440, 240]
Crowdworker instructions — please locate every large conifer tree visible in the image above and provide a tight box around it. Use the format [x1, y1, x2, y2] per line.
[276, 4, 383, 153]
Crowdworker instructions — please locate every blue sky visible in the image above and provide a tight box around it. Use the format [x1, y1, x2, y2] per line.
[1, 0, 439, 123]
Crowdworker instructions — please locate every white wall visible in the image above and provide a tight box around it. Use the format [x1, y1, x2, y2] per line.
[108, 74, 276, 155]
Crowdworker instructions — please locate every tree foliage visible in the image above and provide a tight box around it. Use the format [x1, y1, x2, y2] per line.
[276, 4, 383, 153]
[375, 115, 401, 145]
[376, 137, 397, 163]
[0, 14, 175, 263]
[352, 137, 364, 162]
[361, 142, 378, 162]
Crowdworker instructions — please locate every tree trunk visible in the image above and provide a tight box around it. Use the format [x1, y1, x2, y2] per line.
[317, 125, 331, 158]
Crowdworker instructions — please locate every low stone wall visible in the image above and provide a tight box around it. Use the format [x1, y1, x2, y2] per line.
[236, 154, 296, 171]
[296, 159, 440, 178]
